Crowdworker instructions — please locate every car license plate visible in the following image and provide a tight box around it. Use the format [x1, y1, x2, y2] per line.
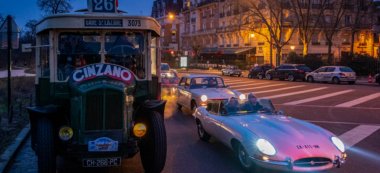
[82, 157, 121, 167]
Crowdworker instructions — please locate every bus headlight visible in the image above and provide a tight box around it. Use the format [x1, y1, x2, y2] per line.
[59, 126, 73, 141]
[133, 123, 147, 138]
[239, 94, 246, 100]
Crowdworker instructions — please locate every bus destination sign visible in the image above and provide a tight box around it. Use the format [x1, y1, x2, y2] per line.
[85, 19, 123, 27]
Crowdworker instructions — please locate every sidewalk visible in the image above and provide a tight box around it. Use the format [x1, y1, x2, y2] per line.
[176, 68, 379, 86]
[0, 69, 35, 79]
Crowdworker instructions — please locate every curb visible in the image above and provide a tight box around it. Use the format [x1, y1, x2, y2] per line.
[178, 70, 380, 86]
[0, 124, 30, 173]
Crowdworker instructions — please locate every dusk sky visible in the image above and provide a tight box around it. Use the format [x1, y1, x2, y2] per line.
[0, 0, 154, 30]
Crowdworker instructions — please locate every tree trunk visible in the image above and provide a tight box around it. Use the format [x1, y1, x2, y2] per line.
[276, 47, 282, 66]
[327, 41, 333, 65]
[303, 42, 309, 57]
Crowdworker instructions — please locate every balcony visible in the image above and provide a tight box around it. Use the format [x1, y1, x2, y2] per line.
[197, 0, 218, 7]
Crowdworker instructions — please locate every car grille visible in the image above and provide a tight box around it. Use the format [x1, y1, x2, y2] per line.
[294, 157, 332, 167]
[85, 89, 123, 131]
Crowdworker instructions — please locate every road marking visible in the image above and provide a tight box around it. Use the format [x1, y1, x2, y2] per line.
[237, 84, 287, 91]
[338, 125, 380, 148]
[264, 87, 328, 99]
[335, 93, 380, 108]
[274, 103, 380, 110]
[250, 85, 305, 94]
[230, 82, 269, 88]
[307, 120, 380, 126]
[225, 81, 255, 85]
[283, 89, 354, 105]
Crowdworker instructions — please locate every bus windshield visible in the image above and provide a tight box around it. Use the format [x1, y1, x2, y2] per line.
[57, 33, 101, 81]
[105, 32, 146, 79]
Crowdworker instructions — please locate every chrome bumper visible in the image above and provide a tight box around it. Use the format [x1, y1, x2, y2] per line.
[250, 155, 346, 172]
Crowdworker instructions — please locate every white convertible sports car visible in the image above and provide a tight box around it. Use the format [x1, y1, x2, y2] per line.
[177, 74, 242, 112]
[194, 97, 347, 172]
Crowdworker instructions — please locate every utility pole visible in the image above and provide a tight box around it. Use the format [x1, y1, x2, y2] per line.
[7, 15, 12, 123]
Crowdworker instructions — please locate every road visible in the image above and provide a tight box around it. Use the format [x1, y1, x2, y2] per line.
[7, 72, 380, 173]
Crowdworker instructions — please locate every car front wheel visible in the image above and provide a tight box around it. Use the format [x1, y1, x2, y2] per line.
[196, 120, 210, 142]
[307, 76, 314, 83]
[236, 143, 253, 171]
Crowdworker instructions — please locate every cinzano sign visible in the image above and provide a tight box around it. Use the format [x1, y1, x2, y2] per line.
[70, 63, 135, 85]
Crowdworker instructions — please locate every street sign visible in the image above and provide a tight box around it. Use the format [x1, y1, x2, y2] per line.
[180, 57, 188, 68]
[22, 43, 32, 52]
[0, 17, 20, 49]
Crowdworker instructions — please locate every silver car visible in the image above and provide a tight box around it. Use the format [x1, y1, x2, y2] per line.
[194, 97, 347, 172]
[177, 74, 242, 113]
[221, 65, 242, 77]
[305, 66, 356, 84]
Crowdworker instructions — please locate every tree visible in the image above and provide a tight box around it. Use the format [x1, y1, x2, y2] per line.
[290, 0, 329, 56]
[37, 0, 72, 15]
[320, 0, 347, 65]
[242, 0, 297, 66]
[24, 20, 38, 43]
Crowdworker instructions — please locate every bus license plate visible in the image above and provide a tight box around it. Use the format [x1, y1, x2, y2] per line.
[83, 157, 121, 167]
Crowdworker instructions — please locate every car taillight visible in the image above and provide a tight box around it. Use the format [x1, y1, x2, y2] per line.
[339, 73, 346, 77]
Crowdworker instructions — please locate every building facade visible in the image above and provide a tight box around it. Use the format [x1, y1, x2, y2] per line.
[153, 0, 380, 67]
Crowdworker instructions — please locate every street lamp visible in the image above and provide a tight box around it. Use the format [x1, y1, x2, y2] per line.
[250, 33, 255, 38]
[290, 45, 295, 51]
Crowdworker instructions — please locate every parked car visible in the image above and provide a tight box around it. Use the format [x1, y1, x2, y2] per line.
[177, 74, 242, 113]
[265, 64, 312, 81]
[221, 65, 242, 77]
[305, 66, 356, 84]
[194, 97, 347, 172]
[161, 63, 170, 72]
[375, 73, 380, 85]
[248, 64, 273, 79]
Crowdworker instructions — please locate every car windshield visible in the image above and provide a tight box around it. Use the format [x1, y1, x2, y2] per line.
[161, 71, 177, 79]
[340, 67, 354, 72]
[190, 77, 225, 89]
[161, 64, 170, 71]
[220, 99, 272, 116]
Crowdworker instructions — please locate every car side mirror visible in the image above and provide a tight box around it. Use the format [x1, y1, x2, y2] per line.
[276, 110, 285, 115]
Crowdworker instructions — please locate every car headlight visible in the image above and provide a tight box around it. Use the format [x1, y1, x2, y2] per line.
[331, 137, 345, 152]
[239, 94, 246, 100]
[201, 95, 208, 102]
[256, 139, 276, 156]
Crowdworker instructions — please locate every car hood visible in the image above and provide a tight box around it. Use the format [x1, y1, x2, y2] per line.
[191, 88, 238, 99]
[228, 114, 340, 160]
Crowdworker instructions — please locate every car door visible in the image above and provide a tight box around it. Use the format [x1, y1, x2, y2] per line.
[314, 67, 326, 81]
[324, 67, 336, 81]
[203, 102, 229, 143]
[177, 77, 187, 106]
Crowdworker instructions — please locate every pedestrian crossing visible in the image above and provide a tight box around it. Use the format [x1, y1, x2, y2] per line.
[223, 79, 380, 109]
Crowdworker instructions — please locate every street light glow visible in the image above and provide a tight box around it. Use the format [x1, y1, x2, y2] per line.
[290, 45, 295, 50]
[169, 13, 175, 20]
[250, 33, 255, 38]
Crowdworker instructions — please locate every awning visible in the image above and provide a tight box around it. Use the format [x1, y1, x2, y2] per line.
[200, 47, 256, 55]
